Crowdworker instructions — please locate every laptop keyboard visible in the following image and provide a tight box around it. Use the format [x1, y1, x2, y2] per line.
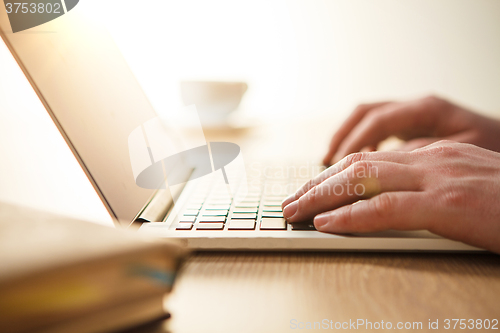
[173, 168, 324, 232]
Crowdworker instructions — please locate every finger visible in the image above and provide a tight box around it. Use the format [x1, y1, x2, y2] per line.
[323, 101, 391, 166]
[399, 131, 476, 152]
[282, 150, 413, 209]
[313, 191, 430, 233]
[284, 161, 421, 223]
[361, 145, 377, 152]
[398, 137, 439, 151]
[332, 99, 441, 162]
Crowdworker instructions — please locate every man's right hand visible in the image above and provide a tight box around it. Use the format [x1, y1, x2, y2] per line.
[323, 95, 500, 166]
[285, 141, 500, 254]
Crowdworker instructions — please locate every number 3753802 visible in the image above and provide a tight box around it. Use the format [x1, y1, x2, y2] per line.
[444, 319, 498, 330]
[5, 2, 62, 14]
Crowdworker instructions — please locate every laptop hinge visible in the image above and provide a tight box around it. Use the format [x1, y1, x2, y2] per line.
[133, 168, 193, 224]
[133, 189, 172, 223]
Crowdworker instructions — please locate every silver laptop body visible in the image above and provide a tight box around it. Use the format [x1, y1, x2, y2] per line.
[0, 4, 480, 251]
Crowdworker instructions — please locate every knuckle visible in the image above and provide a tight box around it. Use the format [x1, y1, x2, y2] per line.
[354, 103, 370, 113]
[344, 152, 367, 167]
[423, 94, 440, 102]
[334, 205, 354, 229]
[364, 109, 390, 134]
[348, 160, 373, 180]
[365, 109, 384, 124]
[296, 186, 307, 197]
[415, 140, 460, 158]
[369, 193, 394, 220]
[423, 94, 445, 106]
[434, 139, 456, 146]
[440, 186, 468, 209]
[304, 185, 322, 207]
[422, 94, 451, 112]
[302, 179, 316, 193]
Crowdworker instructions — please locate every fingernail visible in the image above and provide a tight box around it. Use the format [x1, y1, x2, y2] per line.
[283, 201, 298, 220]
[281, 194, 295, 209]
[314, 213, 330, 229]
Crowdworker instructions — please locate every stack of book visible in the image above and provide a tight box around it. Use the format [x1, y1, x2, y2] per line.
[0, 202, 188, 333]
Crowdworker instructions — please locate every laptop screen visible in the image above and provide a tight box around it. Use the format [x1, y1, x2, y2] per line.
[0, 5, 167, 225]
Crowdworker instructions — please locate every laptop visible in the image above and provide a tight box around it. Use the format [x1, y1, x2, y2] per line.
[0, 4, 479, 252]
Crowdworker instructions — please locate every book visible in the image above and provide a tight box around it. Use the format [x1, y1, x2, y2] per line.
[0, 202, 188, 333]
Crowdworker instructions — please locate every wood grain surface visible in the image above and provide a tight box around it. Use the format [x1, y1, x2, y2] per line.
[126, 252, 500, 333]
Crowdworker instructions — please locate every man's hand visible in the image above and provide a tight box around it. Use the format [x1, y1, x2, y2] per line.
[322, 95, 500, 166]
[282, 141, 500, 253]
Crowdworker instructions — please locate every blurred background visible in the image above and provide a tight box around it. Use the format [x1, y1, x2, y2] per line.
[95, 0, 500, 119]
[1, 0, 499, 224]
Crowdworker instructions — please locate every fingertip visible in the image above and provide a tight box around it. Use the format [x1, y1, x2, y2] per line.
[313, 213, 330, 230]
[283, 200, 299, 220]
[281, 194, 296, 209]
[322, 154, 333, 167]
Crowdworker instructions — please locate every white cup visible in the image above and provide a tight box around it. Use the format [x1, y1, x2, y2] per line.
[180, 81, 248, 127]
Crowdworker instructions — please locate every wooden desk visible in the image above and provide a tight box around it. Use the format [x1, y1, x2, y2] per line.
[126, 252, 500, 333]
[129, 119, 500, 333]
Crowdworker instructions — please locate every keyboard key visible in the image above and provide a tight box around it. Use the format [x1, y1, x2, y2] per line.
[263, 201, 282, 207]
[205, 204, 231, 210]
[209, 191, 232, 196]
[179, 215, 196, 222]
[262, 207, 282, 212]
[264, 189, 288, 196]
[233, 207, 258, 213]
[185, 203, 203, 210]
[199, 216, 226, 223]
[202, 210, 228, 216]
[240, 197, 261, 202]
[228, 219, 256, 230]
[235, 202, 259, 208]
[291, 222, 316, 231]
[188, 198, 205, 205]
[264, 195, 286, 200]
[231, 213, 257, 220]
[183, 209, 199, 216]
[262, 212, 284, 218]
[176, 223, 193, 230]
[206, 199, 232, 205]
[211, 190, 230, 196]
[260, 218, 287, 230]
[244, 191, 262, 197]
[196, 223, 224, 230]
